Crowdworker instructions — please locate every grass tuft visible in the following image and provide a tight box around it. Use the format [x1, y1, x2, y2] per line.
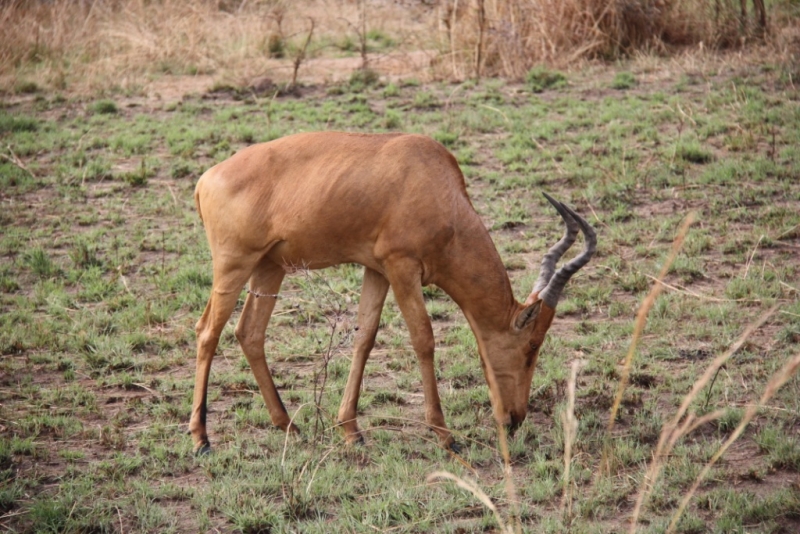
[526, 66, 567, 93]
[611, 71, 637, 90]
[90, 100, 119, 115]
[0, 112, 38, 133]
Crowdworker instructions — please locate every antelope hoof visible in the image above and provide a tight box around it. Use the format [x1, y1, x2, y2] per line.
[194, 442, 212, 456]
[336, 419, 365, 446]
[347, 433, 366, 446]
[283, 421, 302, 434]
[283, 424, 304, 442]
[440, 434, 461, 454]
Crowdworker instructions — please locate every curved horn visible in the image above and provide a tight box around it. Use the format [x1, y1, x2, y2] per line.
[531, 192, 580, 296]
[538, 199, 596, 308]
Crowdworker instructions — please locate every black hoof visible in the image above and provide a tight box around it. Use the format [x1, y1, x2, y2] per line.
[194, 442, 212, 456]
[448, 441, 463, 454]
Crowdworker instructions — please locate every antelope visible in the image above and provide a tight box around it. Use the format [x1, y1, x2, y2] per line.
[190, 132, 595, 454]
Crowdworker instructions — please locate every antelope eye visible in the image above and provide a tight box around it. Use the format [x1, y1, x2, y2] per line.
[525, 342, 539, 367]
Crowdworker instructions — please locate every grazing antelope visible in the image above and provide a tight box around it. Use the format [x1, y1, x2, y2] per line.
[190, 132, 595, 454]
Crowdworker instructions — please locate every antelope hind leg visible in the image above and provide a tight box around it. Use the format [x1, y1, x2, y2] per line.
[191, 283, 249, 453]
[235, 261, 301, 435]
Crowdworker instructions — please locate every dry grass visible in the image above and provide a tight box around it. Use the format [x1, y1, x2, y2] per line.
[0, 0, 429, 92]
[442, 0, 778, 78]
[666, 349, 800, 533]
[1, 0, 791, 93]
[629, 305, 779, 532]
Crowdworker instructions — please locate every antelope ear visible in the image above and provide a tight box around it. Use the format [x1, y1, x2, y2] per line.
[514, 300, 542, 330]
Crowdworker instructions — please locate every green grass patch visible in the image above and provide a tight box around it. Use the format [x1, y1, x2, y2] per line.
[526, 66, 567, 92]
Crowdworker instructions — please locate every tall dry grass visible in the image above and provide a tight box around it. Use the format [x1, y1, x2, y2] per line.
[0, 0, 427, 92]
[442, 0, 774, 78]
[1, 0, 786, 92]
[2, 0, 262, 89]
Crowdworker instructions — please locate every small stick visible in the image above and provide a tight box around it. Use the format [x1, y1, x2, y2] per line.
[644, 275, 761, 303]
[582, 198, 608, 229]
[560, 360, 583, 522]
[742, 234, 764, 279]
[1, 145, 34, 179]
[165, 183, 178, 208]
[776, 224, 799, 240]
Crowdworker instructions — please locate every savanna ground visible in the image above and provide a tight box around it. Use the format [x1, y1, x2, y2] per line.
[2, 1, 800, 533]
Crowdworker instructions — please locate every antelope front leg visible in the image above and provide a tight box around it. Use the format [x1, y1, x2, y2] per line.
[386, 260, 457, 451]
[337, 267, 389, 444]
[235, 263, 300, 435]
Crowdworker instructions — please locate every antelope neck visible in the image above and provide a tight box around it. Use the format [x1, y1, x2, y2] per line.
[434, 220, 518, 334]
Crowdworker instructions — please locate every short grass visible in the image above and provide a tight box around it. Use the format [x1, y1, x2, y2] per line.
[1, 59, 800, 533]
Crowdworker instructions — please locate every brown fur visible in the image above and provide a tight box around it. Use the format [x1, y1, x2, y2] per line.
[189, 131, 583, 451]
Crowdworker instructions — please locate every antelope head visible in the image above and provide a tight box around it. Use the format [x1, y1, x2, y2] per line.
[482, 193, 596, 433]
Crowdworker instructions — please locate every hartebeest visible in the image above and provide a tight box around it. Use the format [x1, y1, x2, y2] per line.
[190, 132, 595, 453]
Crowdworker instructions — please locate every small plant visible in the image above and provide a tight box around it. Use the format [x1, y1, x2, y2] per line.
[366, 29, 395, 49]
[412, 90, 439, 109]
[25, 248, 58, 278]
[15, 81, 39, 94]
[348, 68, 379, 92]
[0, 112, 38, 133]
[0, 271, 19, 292]
[290, 18, 315, 89]
[611, 71, 637, 90]
[69, 239, 102, 269]
[90, 100, 118, 115]
[383, 82, 399, 97]
[120, 160, 153, 187]
[433, 129, 459, 148]
[169, 161, 194, 179]
[384, 109, 401, 129]
[677, 142, 714, 164]
[526, 66, 567, 93]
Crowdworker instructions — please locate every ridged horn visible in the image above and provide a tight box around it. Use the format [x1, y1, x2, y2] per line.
[536, 194, 597, 308]
[531, 193, 580, 296]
